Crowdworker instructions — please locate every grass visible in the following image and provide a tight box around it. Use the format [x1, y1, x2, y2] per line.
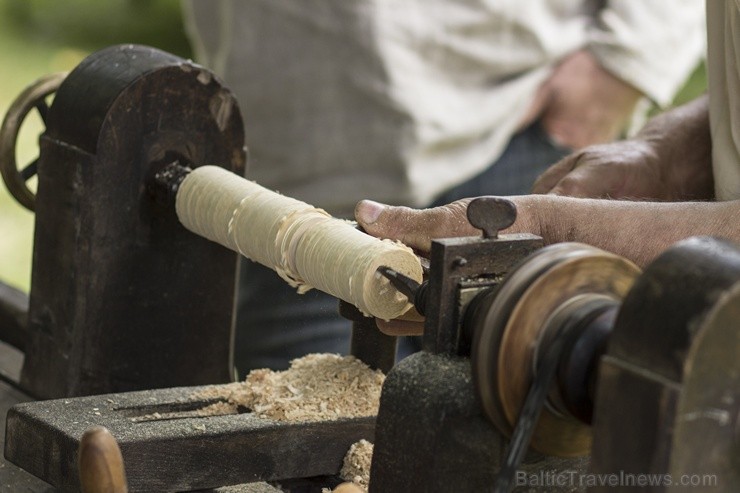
[0, 3, 708, 293]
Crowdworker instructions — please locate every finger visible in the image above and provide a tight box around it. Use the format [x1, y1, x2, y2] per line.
[548, 166, 618, 198]
[355, 199, 476, 253]
[531, 154, 579, 194]
[376, 318, 424, 337]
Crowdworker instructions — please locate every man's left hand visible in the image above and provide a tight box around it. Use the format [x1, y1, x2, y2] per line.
[520, 50, 643, 149]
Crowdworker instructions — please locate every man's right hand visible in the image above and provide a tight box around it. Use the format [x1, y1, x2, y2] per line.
[354, 199, 479, 255]
[355, 197, 541, 335]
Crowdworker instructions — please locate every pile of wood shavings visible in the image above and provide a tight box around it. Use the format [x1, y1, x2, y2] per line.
[196, 354, 384, 422]
[340, 439, 373, 490]
[321, 439, 374, 493]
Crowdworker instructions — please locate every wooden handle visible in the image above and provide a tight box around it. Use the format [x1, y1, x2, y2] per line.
[78, 426, 128, 493]
[333, 482, 365, 493]
[175, 166, 422, 319]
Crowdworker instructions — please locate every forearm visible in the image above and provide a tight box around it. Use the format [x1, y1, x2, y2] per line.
[356, 193, 739, 269]
[525, 194, 738, 267]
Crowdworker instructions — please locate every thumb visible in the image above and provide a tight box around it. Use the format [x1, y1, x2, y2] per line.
[355, 199, 476, 253]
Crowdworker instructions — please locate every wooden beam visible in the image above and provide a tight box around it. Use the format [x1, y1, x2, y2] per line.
[5, 385, 375, 492]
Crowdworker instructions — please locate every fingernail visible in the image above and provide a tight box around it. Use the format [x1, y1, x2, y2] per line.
[357, 200, 385, 225]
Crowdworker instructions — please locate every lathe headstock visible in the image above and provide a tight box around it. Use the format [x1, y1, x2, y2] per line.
[5, 45, 247, 399]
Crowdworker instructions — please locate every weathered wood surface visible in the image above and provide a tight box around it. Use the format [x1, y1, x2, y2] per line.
[5, 384, 375, 492]
[0, 280, 28, 352]
[0, 365, 55, 492]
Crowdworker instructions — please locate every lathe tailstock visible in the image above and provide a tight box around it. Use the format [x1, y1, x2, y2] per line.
[0, 45, 738, 492]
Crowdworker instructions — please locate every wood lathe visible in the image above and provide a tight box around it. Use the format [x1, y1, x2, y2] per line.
[0, 45, 738, 492]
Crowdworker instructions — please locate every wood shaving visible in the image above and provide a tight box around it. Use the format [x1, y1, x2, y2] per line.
[195, 354, 385, 422]
[130, 400, 240, 422]
[340, 439, 373, 491]
[197, 400, 240, 416]
[213, 483, 283, 493]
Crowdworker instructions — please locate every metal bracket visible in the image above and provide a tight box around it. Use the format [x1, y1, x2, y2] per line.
[423, 197, 542, 355]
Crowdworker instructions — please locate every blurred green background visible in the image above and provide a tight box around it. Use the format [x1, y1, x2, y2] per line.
[0, 0, 191, 291]
[0, 0, 707, 293]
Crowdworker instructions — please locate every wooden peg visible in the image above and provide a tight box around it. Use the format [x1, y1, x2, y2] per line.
[78, 426, 128, 493]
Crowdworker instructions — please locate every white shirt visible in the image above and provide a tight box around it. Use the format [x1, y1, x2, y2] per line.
[707, 0, 740, 200]
[184, 0, 705, 217]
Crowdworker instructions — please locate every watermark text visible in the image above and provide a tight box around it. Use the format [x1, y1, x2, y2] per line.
[516, 470, 718, 489]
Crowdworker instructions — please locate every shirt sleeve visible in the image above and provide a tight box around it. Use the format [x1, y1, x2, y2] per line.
[587, 0, 706, 107]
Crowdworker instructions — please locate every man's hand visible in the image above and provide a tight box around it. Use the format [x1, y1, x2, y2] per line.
[355, 196, 544, 335]
[532, 95, 714, 201]
[354, 199, 478, 254]
[355, 197, 544, 254]
[355, 199, 493, 335]
[520, 50, 642, 149]
[531, 140, 669, 199]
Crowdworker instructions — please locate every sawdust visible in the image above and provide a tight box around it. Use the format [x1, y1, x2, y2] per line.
[340, 439, 373, 490]
[195, 354, 385, 421]
[321, 439, 374, 492]
[213, 483, 283, 493]
[197, 399, 241, 417]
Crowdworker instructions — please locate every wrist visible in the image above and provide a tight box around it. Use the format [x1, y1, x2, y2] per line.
[505, 195, 554, 242]
[533, 195, 570, 245]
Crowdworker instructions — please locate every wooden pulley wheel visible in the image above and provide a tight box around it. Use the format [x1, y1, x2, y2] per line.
[472, 243, 608, 437]
[0, 72, 67, 211]
[471, 243, 640, 456]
